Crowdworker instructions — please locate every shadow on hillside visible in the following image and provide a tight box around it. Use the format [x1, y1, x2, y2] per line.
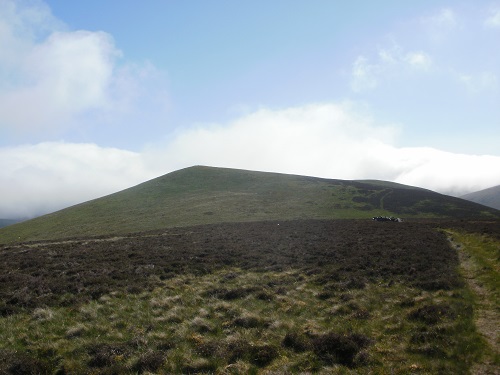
[2, 219, 497, 315]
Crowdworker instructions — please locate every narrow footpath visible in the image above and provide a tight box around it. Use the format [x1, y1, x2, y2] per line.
[447, 231, 499, 375]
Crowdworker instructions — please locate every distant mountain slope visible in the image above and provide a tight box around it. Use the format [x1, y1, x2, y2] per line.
[0, 219, 23, 229]
[1, 166, 499, 243]
[461, 185, 500, 210]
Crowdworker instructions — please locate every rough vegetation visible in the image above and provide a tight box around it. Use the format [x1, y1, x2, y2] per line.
[2, 166, 499, 243]
[1, 219, 498, 373]
[447, 229, 500, 373]
[0, 220, 470, 313]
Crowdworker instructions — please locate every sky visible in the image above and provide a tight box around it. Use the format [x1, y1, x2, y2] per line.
[1, 0, 500, 218]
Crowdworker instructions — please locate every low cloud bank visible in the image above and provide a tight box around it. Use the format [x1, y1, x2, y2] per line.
[156, 103, 500, 196]
[2, 103, 499, 218]
[0, 143, 160, 218]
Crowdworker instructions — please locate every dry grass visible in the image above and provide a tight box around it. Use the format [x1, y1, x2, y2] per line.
[1, 219, 496, 373]
[0, 267, 483, 374]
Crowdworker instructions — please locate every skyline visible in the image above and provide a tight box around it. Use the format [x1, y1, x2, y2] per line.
[1, 0, 500, 218]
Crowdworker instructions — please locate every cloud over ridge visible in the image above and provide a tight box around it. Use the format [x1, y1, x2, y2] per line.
[2, 103, 499, 218]
[0, 142, 157, 218]
[159, 103, 500, 197]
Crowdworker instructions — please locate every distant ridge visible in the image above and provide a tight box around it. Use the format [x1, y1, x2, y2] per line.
[0, 219, 23, 229]
[461, 185, 500, 210]
[1, 166, 499, 243]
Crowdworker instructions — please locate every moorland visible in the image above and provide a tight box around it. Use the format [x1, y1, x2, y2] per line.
[1, 166, 499, 244]
[0, 167, 499, 374]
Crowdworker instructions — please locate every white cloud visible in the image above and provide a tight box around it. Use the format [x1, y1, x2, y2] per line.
[431, 8, 458, 29]
[0, 0, 167, 137]
[0, 142, 160, 218]
[0, 30, 118, 131]
[458, 71, 498, 93]
[350, 56, 379, 92]
[152, 103, 500, 196]
[404, 51, 432, 70]
[158, 103, 398, 174]
[391, 148, 500, 196]
[2, 103, 500, 218]
[0, 0, 60, 53]
[350, 47, 432, 93]
[484, 7, 500, 28]
[421, 8, 459, 42]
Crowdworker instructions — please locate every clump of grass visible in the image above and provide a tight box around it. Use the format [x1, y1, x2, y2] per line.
[65, 323, 87, 338]
[180, 357, 216, 374]
[407, 303, 455, 324]
[150, 294, 181, 309]
[162, 305, 185, 324]
[31, 307, 54, 321]
[311, 332, 371, 367]
[131, 350, 165, 373]
[222, 333, 253, 363]
[86, 342, 130, 368]
[0, 349, 48, 374]
[282, 330, 311, 352]
[190, 316, 216, 333]
[232, 311, 268, 328]
[249, 342, 279, 366]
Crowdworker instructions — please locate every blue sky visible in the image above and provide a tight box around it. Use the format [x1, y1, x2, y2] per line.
[1, 0, 500, 218]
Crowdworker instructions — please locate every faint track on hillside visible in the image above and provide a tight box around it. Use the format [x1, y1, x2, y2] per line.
[379, 189, 392, 210]
[4, 232, 190, 250]
[447, 232, 500, 375]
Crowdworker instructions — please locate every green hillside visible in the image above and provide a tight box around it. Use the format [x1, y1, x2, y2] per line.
[461, 184, 500, 210]
[1, 166, 499, 243]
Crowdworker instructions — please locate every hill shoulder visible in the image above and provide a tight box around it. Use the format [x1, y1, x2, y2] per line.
[461, 185, 500, 210]
[0, 218, 24, 229]
[1, 166, 499, 243]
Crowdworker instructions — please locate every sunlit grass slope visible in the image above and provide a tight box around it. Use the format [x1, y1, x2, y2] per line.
[1, 166, 499, 243]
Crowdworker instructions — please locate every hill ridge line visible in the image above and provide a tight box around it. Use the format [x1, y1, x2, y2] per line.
[1, 166, 499, 243]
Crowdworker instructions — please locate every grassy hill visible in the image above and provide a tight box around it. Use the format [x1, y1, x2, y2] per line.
[1, 166, 499, 373]
[1, 165, 499, 243]
[461, 185, 500, 210]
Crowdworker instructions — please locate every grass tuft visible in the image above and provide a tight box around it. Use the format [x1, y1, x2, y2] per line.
[311, 332, 371, 367]
[249, 342, 279, 367]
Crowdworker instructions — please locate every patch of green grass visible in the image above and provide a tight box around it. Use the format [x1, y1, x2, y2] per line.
[446, 230, 500, 369]
[0, 268, 484, 374]
[451, 232, 499, 297]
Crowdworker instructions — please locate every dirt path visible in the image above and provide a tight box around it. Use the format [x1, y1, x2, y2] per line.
[3, 231, 192, 250]
[379, 189, 392, 210]
[448, 234, 499, 375]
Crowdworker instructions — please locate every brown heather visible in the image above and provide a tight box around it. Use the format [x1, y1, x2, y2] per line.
[0, 219, 498, 373]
